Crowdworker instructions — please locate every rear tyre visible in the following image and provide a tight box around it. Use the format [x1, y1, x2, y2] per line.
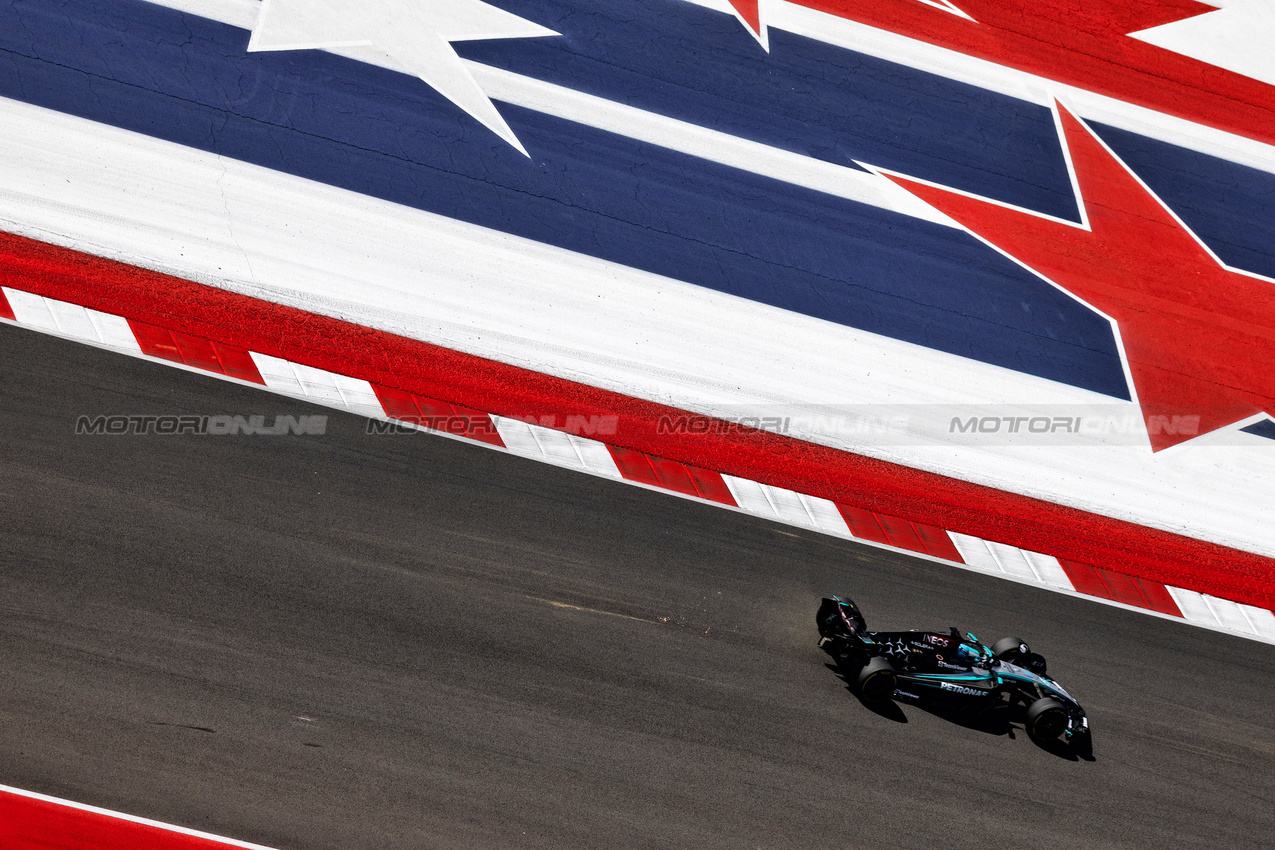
[991, 637, 1030, 663]
[855, 657, 897, 704]
[1025, 697, 1068, 741]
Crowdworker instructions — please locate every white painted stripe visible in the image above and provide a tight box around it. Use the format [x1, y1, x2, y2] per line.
[0, 783, 282, 849]
[6, 288, 59, 332]
[491, 416, 623, 478]
[4, 289, 144, 354]
[248, 354, 382, 417]
[86, 308, 144, 353]
[948, 532, 1001, 575]
[150, 0, 260, 30]
[1020, 550, 1074, 591]
[721, 476, 850, 535]
[44, 298, 101, 342]
[984, 541, 1040, 583]
[797, 492, 854, 536]
[1166, 586, 1221, 627]
[1237, 604, 1275, 640]
[721, 476, 779, 518]
[1202, 594, 1260, 636]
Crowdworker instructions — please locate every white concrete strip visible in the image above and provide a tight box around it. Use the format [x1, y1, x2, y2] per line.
[45, 298, 101, 342]
[0, 782, 282, 849]
[4, 96, 1275, 562]
[1165, 586, 1275, 642]
[492, 416, 623, 478]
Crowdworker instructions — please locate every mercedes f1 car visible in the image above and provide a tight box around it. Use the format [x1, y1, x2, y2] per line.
[817, 596, 1090, 746]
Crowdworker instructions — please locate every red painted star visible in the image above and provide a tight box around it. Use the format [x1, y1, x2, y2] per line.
[881, 104, 1275, 450]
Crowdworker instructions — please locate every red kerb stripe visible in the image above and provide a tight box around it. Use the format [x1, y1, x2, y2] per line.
[129, 320, 183, 363]
[0, 288, 14, 321]
[912, 523, 964, 563]
[606, 447, 734, 505]
[372, 384, 504, 446]
[1096, 567, 1150, 609]
[0, 791, 245, 849]
[1059, 561, 1111, 600]
[211, 342, 265, 384]
[874, 513, 928, 554]
[1059, 561, 1184, 617]
[836, 504, 889, 546]
[683, 466, 737, 506]
[1134, 578, 1183, 617]
[171, 331, 223, 374]
[608, 445, 661, 488]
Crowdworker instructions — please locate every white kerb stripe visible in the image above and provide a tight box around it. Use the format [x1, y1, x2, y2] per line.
[249, 353, 383, 418]
[984, 541, 1040, 583]
[3, 288, 144, 354]
[1202, 594, 1263, 636]
[721, 476, 851, 536]
[948, 532, 1001, 575]
[0, 783, 282, 849]
[491, 416, 623, 478]
[1167, 586, 1221, 627]
[1020, 550, 1074, 590]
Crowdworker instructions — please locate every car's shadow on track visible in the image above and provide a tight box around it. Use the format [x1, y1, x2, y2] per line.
[825, 663, 1096, 762]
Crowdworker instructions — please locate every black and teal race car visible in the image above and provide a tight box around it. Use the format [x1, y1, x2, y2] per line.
[816, 596, 1090, 747]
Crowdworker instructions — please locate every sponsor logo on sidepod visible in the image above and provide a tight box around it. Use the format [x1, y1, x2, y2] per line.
[940, 682, 986, 696]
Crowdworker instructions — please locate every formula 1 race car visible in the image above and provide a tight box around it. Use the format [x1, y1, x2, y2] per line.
[817, 596, 1090, 747]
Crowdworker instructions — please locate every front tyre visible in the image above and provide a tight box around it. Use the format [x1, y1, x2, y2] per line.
[1025, 697, 1068, 741]
[991, 637, 1030, 662]
[855, 657, 898, 703]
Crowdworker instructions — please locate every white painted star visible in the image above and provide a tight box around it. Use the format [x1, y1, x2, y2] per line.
[1131, 0, 1275, 89]
[246, 0, 558, 155]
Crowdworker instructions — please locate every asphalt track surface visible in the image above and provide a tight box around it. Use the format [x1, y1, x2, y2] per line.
[2, 323, 1273, 850]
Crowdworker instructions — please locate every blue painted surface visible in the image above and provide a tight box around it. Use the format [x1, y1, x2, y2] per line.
[1241, 419, 1275, 441]
[0, 0, 1173, 397]
[1094, 123, 1275, 282]
[458, 0, 1080, 220]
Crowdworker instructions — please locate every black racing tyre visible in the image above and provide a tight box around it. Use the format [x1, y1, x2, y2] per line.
[991, 637, 1030, 662]
[1025, 697, 1068, 741]
[855, 657, 898, 703]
